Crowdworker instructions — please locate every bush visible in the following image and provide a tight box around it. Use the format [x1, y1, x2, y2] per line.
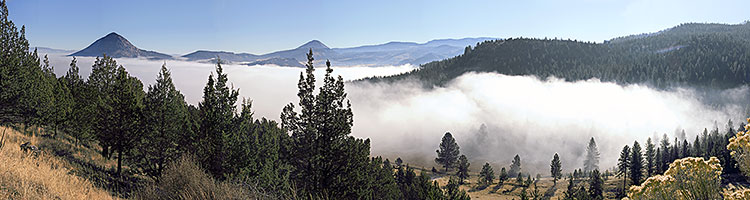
[628, 157, 722, 200]
[728, 118, 750, 177]
[132, 155, 255, 200]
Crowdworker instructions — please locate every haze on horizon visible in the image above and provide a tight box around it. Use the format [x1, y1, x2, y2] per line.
[7, 0, 750, 55]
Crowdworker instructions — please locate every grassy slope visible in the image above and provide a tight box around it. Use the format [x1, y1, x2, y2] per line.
[0, 126, 116, 199]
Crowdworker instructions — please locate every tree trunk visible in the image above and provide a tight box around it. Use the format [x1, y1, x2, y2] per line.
[117, 149, 122, 176]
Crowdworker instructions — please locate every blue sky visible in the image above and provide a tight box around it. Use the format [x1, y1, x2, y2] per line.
[7, 0, 750, 55]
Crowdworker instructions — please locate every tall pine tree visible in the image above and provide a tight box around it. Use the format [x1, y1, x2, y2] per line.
[435, 132, 460, 172]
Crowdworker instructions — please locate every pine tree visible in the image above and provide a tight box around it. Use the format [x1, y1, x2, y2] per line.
[588, 169, 603, 199]
[62, 57, 95, 146]
[498, 167, 508, 186]
[133, 64, 191, 180]
[435, 132, 460, 172]
[629, 141, 644, 186]
[550, 153, 562, 184]
[584, 137, 600, 172]
[655, 147, 663, 174]
[617, 145, 630, 198]
[456, 154, 470, 184]
[693, 134, 702, 157]
[509, 154, 522, 177]
[682, 139, 690, 159]
[478, 162, 494, 185]
[110, 66, 144, 175]
[280, 50, 379, 198]
[659, 134, 671, 172]
[444, 178, 471, 200]
[645, 137, 656, 177]
[395, 157, 403, 167]
[197, 59, 239, 179]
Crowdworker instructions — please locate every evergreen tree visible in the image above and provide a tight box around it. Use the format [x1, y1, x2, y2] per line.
[693, 134, 702, 157]
[629, 141, 644, 186]
[197, 59, 239, 179]
[133, 64, 191, 180]
[659, 134, 671, 172]
[110, 66, 144, 175]
[478, 162, 494, 185]
[588, 169, 603, 199]
[498, 167, 508, 186]
[456, 154, 470, 184]
[584, 137, 601, 173]
[701, 128, 709, 159]
[444, 178, 471, 200]
[509, 154, 522, 177]
[645, 137, 655, 177]
[681, 139, 690, 159]
[617, 145, 630, 198]
[516, 172, 524, 185]
[43, 55, 72, 138]
[655, 147, 663, 174]
[395, 157, 403, 168]
[62, 57, 95, 146]
[280, 50, 380, 198]
[435, 132, 460, 172]
[550, 153, 562, 184]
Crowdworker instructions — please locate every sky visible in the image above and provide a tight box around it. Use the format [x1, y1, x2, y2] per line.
[7, 0, 750, 55]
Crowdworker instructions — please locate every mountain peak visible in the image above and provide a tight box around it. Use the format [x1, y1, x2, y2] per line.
[297, 40, 329, 50]
[70, 32, 171, 59]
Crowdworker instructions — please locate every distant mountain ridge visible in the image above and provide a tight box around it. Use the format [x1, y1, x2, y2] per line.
[182, 37, 496, 67]
[63, 32, 495, 67]
[70, 32, 172, 59]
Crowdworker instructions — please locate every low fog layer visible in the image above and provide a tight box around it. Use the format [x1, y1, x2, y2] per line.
[46, 54, 748, 174]
[347, 73, 748, 173]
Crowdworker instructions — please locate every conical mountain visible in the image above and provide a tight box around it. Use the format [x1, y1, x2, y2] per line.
[70, 32, 171, 59]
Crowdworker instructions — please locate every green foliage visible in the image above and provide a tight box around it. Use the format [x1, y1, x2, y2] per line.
[395, 166, 444, 200]
[617, 145, 630, 198]
[88, 55, 145, 175]
[509, 154, 522, 177]
[62, 57, 96, 146]
[455, 154, 469, 184]
[197, 59, 240, 179]
[281, 50, 383, 198]
[435, 132, 460, 172]
[478, 162, 494, 185]
[444, 178, 471, 200]
[131, 64, 192, 180]
[498, 167, 508, 186]
[550, 153, 562, 184]
[588, 169, 603, 199]
[630, 141, 645, 186]
[645, 137, 656, 177]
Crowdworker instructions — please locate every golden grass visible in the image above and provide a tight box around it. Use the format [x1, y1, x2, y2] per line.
[0, 126, 117, 200]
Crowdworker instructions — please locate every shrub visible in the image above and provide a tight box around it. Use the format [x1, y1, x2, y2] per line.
[132, 155, 255, 200]
[628, 157, 722, 200]
[728, 118, 750, 177]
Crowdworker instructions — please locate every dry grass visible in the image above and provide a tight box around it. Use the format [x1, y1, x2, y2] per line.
[131, 155, 255, 200]
[0, 126, 117, 200]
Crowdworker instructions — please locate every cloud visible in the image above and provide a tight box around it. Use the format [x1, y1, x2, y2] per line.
[46, 54, 747, 174]
[347, 73, 747, 173]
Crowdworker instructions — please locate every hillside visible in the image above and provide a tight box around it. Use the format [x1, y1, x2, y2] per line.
[362, 22, 750, 89]
[0, 126, 116, 199]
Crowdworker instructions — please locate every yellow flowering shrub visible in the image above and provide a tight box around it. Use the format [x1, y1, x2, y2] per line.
[728, 118, 750, 178]
[725, 189, 750, 200]
[628, 157, 722, 200]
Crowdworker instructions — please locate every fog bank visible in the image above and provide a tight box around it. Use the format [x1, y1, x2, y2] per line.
[46, 54, 749, 174]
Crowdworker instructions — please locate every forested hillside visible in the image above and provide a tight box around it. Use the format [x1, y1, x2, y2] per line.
[363, 22, 750, 89]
